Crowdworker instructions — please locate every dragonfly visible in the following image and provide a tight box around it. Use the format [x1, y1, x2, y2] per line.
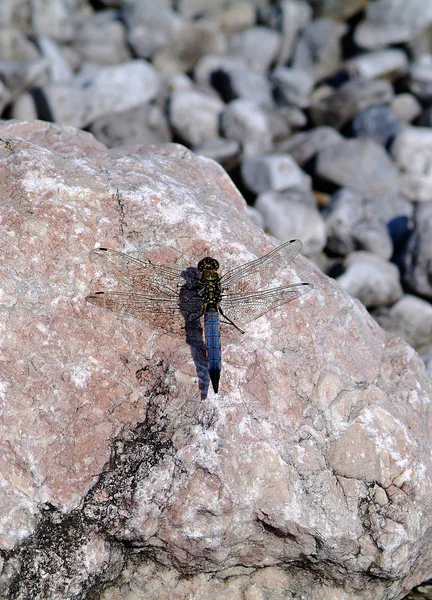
[86, 239, 313, 394]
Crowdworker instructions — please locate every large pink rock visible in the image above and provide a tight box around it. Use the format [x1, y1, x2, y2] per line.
[0, 120, 431, 600]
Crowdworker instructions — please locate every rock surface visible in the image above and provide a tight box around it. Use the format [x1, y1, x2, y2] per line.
[0, 121, 431, 600]
[337, 251, 403, 308]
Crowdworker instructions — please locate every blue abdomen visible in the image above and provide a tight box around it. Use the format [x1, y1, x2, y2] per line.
[204, 310, 221, 393]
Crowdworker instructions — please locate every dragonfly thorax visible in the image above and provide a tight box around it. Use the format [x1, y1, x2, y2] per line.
[197, 257, 219, 272]
[198, 257, 222, 310]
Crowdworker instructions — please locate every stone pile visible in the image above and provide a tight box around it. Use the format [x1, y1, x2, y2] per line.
[2, 1, 432, 365]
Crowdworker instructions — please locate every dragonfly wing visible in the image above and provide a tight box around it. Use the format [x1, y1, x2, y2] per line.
[220, 239, 303, 294]
[88, 248, 202, 334]
[89, 247, 188, 297]
[219, 283, 313, 329]
[86, 290, 202, 334]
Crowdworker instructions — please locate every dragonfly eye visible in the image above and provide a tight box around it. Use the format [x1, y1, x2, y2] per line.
[197, 257, 219, 272]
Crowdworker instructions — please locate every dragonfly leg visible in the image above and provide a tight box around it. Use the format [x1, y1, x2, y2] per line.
[218, 308, 245, 334]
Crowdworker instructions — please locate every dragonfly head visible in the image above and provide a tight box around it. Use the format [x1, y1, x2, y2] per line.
[197, 257, 219, 273]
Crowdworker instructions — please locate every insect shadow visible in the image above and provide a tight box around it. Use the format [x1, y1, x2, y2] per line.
[178, 267, 211, 399]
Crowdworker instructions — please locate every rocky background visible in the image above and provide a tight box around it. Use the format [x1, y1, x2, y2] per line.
[1, 0, 432, 598]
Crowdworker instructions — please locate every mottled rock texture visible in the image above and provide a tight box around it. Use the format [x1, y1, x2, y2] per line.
[0, 121, 431, 600]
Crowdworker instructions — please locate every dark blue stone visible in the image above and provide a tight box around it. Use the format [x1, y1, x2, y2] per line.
[352, 105, 400, 145]
[388, 215, 411, 246]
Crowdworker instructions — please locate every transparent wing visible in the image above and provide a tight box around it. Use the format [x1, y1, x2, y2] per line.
[220, 239, 303, 294]
[220, 282, 313, 328]
[86, 292, 187, 333]
[87, 248, 202, 334]
[89, 247, 186, 297]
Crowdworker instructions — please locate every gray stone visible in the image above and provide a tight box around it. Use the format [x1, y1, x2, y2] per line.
[194, 54, 245, 86]
[37, 60, 160, 129]
[404, 202, 432, 299]
[263, 107, 292, 143]
[276, 0, 313, 67]
[153, 21, 226, 75]
[337, 251, 403, 308]
[373, 194, 414, 223]
[355, 0, 432, 48]
[91, 0, 121, 4]
[210, 2, 256, 36]
[310, 0, 368, 19]
[276, 126, 343, 165]
[408, 54, 432, 102]
[0, 80, 11, 115]
[241, 154, 311, 194]
[310, 79, 394, 129]
[197, 56, 276, 106]
[421, 346, 432, 381]
[277, 106, 307, 129]
[229, 26, 281, 73]
[220, 99, 273, 157]
[10, 92, 37, 121]
[406, 27, 432, 60]
[31, 0, 85, 42]
[418, 106, 432, 128]
[271, 67, 314, 108]
[0, 28, 40, 61]
[255, 190, 326, 254]
[208, 61, 274, 107]
[257, 5, 285, 35]
[374, 295, 432, 350]
[76, 60, 160, 127]
[292, 18, 347, 82]
[351, 106, 399, 146]
[309, 82, 333, 104]
[38, 36, 74, 83]
[72, 9, 131, 65]
[156, 72, 192, 109]
[391, 126, 432, 202]
[35, 83, 87, 127]
[176, 0, 228, 19]
[61, 45, 81, 72]
[0, 58, 49, 97]
[0, 2, 29, 30]
[316, 138, 400, 198]
[351, 222, 394, 260]
[345, 49, 409, 81]
[89, 104, 172, 148]
[124, 0, 183, 59]
[169, 89, 223, 146]
[194, 138, 240, 168]
[324, 188, 394, 259]
[390, 94, 422, 124]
